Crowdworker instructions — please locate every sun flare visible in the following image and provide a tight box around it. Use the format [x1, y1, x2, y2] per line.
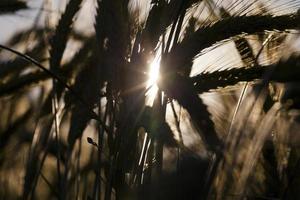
[145, 54, 161, 106]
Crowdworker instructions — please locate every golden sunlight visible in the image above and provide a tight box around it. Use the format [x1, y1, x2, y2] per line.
[145, 53, 161, 106]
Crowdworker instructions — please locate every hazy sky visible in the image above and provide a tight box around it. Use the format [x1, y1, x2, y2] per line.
[0, 0, 43, 43]
[0, 0, 96, 43]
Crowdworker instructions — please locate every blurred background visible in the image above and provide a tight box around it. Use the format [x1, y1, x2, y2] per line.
[0, 0, 300, 199]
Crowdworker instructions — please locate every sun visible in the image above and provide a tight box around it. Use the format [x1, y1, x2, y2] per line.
[145, 53, 161, 106]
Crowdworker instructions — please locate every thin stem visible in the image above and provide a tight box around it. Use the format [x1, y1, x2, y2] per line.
[0, 44, 110, 132]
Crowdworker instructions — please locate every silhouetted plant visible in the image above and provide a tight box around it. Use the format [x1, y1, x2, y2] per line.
[0, 0, 300, 200]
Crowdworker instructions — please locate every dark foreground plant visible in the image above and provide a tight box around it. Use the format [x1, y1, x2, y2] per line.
[0, 0, 300, 200]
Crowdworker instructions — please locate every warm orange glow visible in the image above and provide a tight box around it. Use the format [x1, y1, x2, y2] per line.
[145, 53, 160, 106]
